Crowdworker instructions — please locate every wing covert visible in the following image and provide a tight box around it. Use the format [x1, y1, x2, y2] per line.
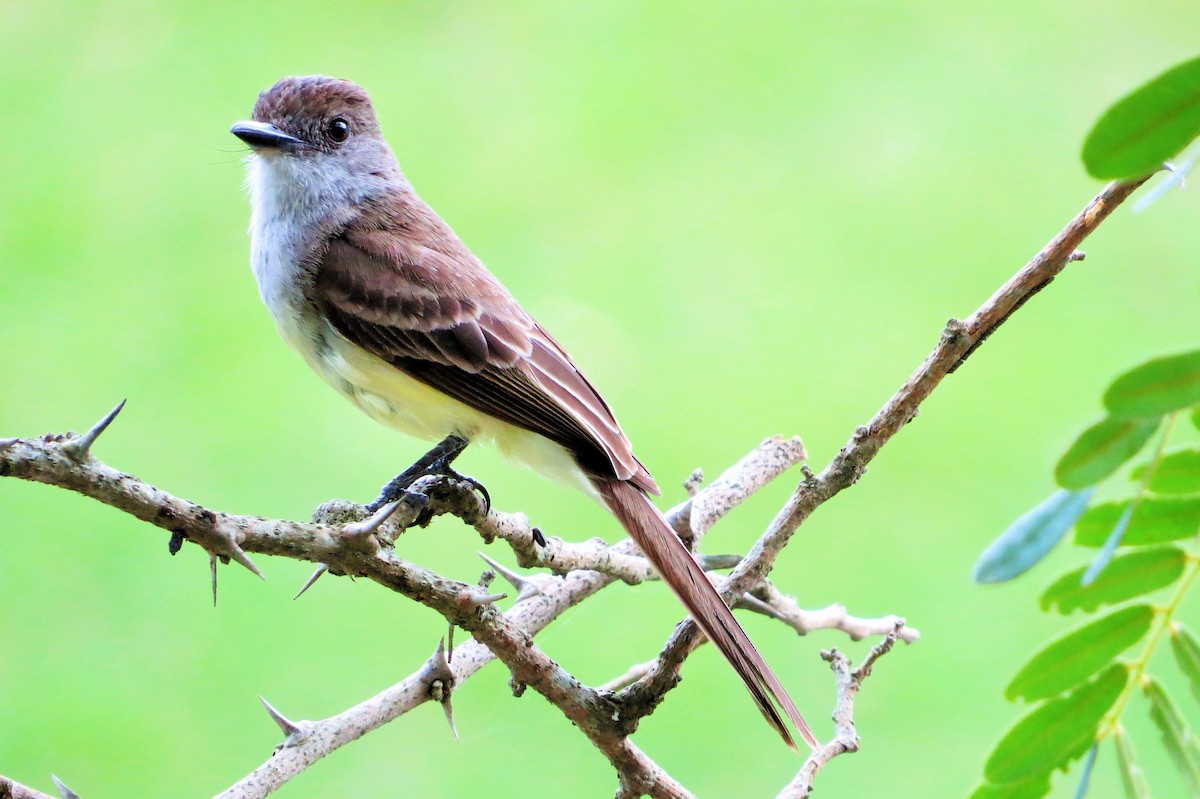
[311, 228, 657, 493]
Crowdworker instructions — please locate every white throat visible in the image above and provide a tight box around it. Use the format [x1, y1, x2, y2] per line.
[245, 151, 388, 318]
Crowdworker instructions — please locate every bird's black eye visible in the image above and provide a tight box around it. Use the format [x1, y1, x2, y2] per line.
[327, 117, 350, 143]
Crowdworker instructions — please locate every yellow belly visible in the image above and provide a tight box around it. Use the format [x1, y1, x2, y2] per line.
[289, 319, 597, 498]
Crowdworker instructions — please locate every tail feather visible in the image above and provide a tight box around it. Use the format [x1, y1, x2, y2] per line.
[592, 476, 817, 750]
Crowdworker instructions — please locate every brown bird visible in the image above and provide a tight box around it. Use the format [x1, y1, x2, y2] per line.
[231, 75, 815, 749]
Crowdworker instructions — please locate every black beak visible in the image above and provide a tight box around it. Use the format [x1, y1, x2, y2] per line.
[231, 121, 304, 151]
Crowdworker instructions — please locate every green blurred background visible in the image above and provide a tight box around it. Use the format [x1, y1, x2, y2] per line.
[2, 2, 1199, 796]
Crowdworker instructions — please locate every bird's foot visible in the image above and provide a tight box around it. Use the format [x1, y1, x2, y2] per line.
[443, 470, 491, 517]
[366, 435, 490, 521]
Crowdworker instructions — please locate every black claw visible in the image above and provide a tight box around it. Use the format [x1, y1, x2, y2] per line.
[532, 527, 547, 547]
[441, 469, 490, 516]
[168, 530, 185, 555]
[464, 476, 491, 515]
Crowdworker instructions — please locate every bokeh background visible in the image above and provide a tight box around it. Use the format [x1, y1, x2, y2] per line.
[2, 2, 1198, 797]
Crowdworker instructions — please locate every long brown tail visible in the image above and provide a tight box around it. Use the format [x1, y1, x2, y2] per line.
[592, 476, 817, 749]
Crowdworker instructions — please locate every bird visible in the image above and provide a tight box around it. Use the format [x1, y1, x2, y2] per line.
[231, 75, 814, 749]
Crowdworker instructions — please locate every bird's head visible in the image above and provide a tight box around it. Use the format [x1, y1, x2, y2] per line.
[233, 76, 402, 213]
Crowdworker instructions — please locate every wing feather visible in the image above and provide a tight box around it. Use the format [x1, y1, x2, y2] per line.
[311, 223, 657, 494]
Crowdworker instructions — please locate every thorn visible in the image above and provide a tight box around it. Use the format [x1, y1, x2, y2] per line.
[62, 399, 126, 461]
[224, 541, 265, 580]
[260, 696, 304, 737]
[470, 591, 508, 606]
[477, 552, 538, 600]
[343, 499, 402, 536]
[51, 775, 80, 799]
[435, 636, 451, 671]
[447, 625, 455, 662]
[430, 638, 458, 739]
[441, 694, 459, 740]
[210, 552, 219, 607]
[294, 564, 329, 600]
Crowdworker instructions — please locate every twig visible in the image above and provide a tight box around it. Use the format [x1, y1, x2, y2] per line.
[776, 621, 905, 798]
[742, 584, 920, 643]
[674, 436, 808, 546]
[601, 659, 660, 692]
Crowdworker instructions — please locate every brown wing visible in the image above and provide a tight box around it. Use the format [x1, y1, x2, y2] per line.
[311, 218, 658, 495]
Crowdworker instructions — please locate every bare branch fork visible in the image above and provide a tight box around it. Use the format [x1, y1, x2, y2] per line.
[777, 621, 906, 799]
[0, 177, 1146, 797]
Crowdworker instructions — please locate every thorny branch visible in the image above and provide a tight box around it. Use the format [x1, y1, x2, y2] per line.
[1, 432, 878, 798]
[0, 178, 1147, 797]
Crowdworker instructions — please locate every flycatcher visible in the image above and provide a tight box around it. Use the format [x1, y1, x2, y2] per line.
[232, 75, 814, 749]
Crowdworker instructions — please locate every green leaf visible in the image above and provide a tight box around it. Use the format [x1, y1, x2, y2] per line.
[969, 775, 1051, 799]
[985, 664, 1128, 784]
[1143, 675, 1200, 793]
[1075, 497, 1200, 547]
[1114, 727, 1151, 799]
[1041, 547, 1187, 613]
[1130, 447, 1200, 494]
[1192, 404, 1200, 432]
[1171, 624, 1200, 706]
[1082, 55, 1200, 180]
[975, 490, 1095, 583]
[1006, 605, 1153, 701]
[1104, 351, 1200, 418]
[1056, 417, 1160, 489]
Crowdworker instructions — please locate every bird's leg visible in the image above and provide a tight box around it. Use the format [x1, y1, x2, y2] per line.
[366, 435, 490, 516]
[366, 435, 468, 511]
